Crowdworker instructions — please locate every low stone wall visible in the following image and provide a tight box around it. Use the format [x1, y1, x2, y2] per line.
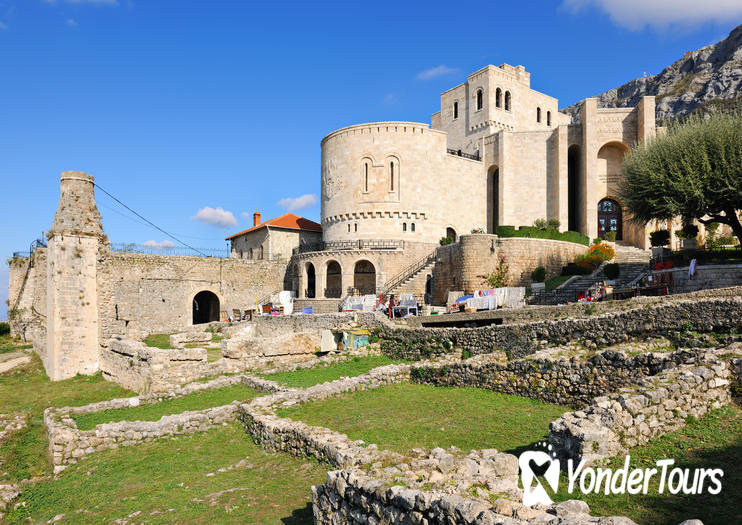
[380, 296, 742, 360]
[549, 351, 733, 465]
[45, 373, 283, 475]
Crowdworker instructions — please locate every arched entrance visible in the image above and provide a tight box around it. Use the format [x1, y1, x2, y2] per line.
[567, 145, 581, 232]
[193, 291, 219, 325]
[446, 227, 457, 243]
[305, 262, 316, 298]
[487, 166, 499, 233]
[353, 260, 376, 295]
[598, 198, 622, 240]
[325, 260, 342, 298]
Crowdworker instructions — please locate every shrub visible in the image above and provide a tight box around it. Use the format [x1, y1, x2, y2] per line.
[547, 218, 561, 231]
[587, 242, 615, 262]
[603, 263, 620, 279]
[439, 236, 453, 246]
[532, 218, 547, 230]
[495, 225, 590, 246]
[605, 231, 617, 242]
[0, 322, 9, 336]
[530, 266, 546, 283]
[470, 227, 486, 234]
[592, 238, 602, 245]
[481, 256, 509, 288]
[650, 230, 671, 247]
[676, 224, 699, 240]
[561, 262, 592, 276]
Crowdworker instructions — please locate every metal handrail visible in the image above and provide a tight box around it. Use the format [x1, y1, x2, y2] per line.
[446, 148, 481, 161]
[292, 239, 405, 255]
[381, 249, 437, 296]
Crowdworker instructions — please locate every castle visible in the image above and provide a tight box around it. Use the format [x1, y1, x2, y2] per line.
[9, 63, 659, 380]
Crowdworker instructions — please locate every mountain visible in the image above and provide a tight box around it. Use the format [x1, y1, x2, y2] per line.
[562, 24, 742, 122]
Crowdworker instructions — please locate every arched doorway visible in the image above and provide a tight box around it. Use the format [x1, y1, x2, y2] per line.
[487, 166, 499, 233]
[353, 260, 376, 295]
[446, 227, 457, 243]
[567, 145, 581, 232]
[193, 291, 219, 325]
[325, 260, 342, 298]
[305, 262, 316, 298]
[598, 198, 622, 240]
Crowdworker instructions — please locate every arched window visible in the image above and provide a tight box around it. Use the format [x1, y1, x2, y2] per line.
[411, 223, 416, 232]
[495, 88, 502, 108]
[547, 111, 551, 126]
[403, 223, 407, 232]
[364, 162, 369, 192]
[476, 89, 483, 111]
[258, 245, 264, 260]
[536, 107, 541, 123]
[453, 101, 458, 119]
[390, 161, 394, 191]
[505, 91, 511, 111]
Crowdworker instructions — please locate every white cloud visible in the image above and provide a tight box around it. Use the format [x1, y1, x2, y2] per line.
[44, 0, 118, 5]
[66, 18, 78, 27]
[0, 22, 7, 30]
[142, 239, 175, 250]
[562, 0, 742, 30]
[276, 194, 318, 212]
[382, 93, 398, 105]
[192, 206, 238, 227]
[416, 65, 459, 81]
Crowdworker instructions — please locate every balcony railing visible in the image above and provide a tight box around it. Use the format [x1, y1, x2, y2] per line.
[293, 239, 405, 255]
[447, 148, 481, 161]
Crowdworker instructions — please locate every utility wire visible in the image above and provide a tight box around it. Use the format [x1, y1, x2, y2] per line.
[93, 183, 209, 257]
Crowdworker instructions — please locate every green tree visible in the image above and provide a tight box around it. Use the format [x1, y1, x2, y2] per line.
[620, 112, 742, 245]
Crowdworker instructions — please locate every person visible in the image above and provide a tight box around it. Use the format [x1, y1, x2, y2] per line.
[388, 295, 396, 319]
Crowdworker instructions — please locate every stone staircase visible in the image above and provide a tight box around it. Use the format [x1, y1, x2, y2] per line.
[559, 243, 651, 295]
[381, 250, 437, 301]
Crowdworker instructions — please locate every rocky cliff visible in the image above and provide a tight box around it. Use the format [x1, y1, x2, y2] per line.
[563, 24, 742, 122]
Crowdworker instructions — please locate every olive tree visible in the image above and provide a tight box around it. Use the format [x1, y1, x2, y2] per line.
[620, 111, 742, 245]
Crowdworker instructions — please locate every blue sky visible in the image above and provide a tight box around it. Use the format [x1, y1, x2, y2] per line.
[1, 0, 741, 320]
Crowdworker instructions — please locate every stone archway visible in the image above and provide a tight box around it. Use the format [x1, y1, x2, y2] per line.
[306, 262, 316, 298]
[193, 290, 219, 325]
[446, 227, 457, 243]
[598, 198, 623, 240]
[325, 260, 342, 298]
[353, 260, 376, 295]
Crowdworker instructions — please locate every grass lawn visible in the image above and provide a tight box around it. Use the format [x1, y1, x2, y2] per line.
[0, 333, 33, 355]
[278, 383, 567, 454]
[554, 403, 742, 525]
[545, 275, 571, 291]
[142, 333, 173, 349]
[259, 355, 403, 388]
[0, 354, 133, 482]
[74, 384, 261, 430]
[4, 422, 326, 525]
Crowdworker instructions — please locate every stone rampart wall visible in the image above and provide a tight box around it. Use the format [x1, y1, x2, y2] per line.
[380, 297, 742, 360]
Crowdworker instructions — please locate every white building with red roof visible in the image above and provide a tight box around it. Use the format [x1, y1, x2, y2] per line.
[226, 211, 322, 261]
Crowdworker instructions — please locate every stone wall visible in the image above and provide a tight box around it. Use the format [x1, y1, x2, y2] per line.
[667, 264, 742, 294]
[431, 234, 587, 304]
[379, 296, 742, 361]
[7, 250, 46, 342]
[44, 373, 283, 475]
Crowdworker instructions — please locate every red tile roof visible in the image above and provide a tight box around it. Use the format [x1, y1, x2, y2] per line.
[225, 213, 322, 240]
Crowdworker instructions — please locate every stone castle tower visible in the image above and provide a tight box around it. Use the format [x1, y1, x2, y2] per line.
[44, 171, 104, 380]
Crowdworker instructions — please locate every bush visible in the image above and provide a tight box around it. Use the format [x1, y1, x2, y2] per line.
[676, 224, 699, 240]
[605, 231, 617, 242]
[0, 322, 9, 336]
[532, 218, 548, 230]
[603, 263, 620, 279]
[592, 238, 602, 245]
[530, 266, 546, 283]
[587, 242, 615, 262]
[561, 262, 592, 276]
[470, 227, 486, 234]
[547, 218, 561, 231]
[495, 225, 589, 246]
[650, 229, 671, 247]
[439, 236, 453, 246]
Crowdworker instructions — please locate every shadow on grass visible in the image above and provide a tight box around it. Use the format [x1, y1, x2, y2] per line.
[281, 501, 314, 524]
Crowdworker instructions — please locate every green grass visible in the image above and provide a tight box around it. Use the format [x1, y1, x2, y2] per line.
[545, 275, 571, 291]
[207, 348, 222, 362]
[0, 354, 133, 482]
[259, 355, 403, 388]
[4, 422, 326, 525]
[278, 383, 567, 454]
[74, 384, 261, 430]
[142, 333, 173, 349]
[553, 403, 742, 525]
[0, 333, 33, 354]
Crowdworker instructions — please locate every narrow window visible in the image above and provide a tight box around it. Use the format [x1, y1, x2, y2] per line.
[348, 223, 351, 233]
[403, 223, 407, 232]
[238, 250, 243, 259]
[258, 246, 264, 260]
[354, 223, 358, 232]
[453, 101, 458, 119]
[505, 91, 511, 111]
[411, 223, 416, 232]
[476, 89, 483, 110]
[547, 111, 551, 126]
[248, 248, 253, 259]
[364, 163, 369, 192]
[390, 161, 394, 191]
[537, 107, 541, 123]
[496, 88, 502, 108]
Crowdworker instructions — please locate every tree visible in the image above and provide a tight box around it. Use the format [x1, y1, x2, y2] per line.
[620, 111, 742, 245]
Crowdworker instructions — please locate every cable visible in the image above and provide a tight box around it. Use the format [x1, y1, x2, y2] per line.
[93, 183, 209, 257]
